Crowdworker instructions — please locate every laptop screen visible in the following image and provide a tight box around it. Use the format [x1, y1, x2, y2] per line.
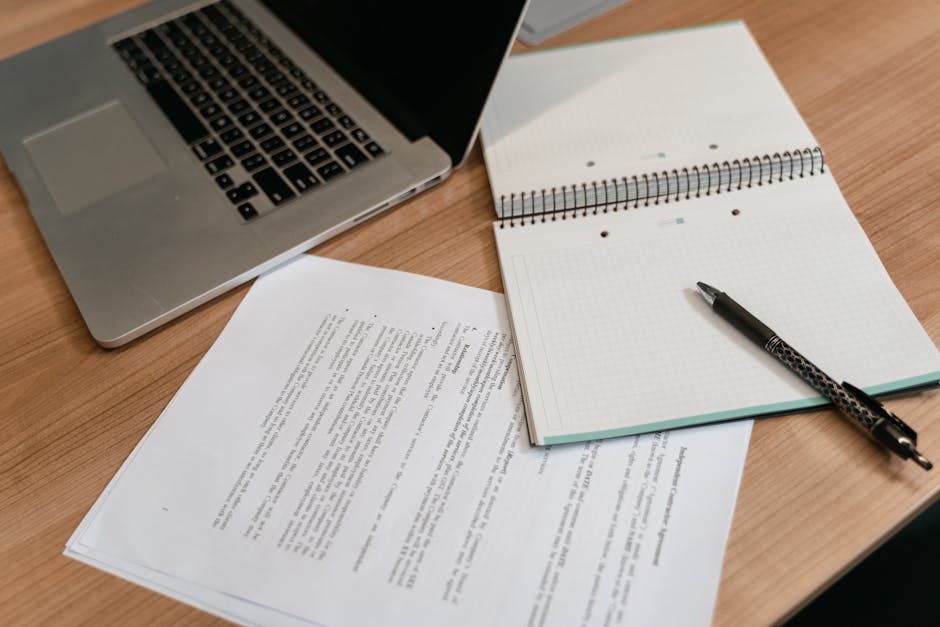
[259, 0, 528, 167]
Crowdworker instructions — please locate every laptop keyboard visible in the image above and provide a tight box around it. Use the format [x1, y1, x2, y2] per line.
[112, 0, 384, 221]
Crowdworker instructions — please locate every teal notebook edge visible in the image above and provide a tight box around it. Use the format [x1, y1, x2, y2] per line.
[542, 372, 940, 445]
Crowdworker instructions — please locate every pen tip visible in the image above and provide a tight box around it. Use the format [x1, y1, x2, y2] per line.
[913, 451, 933, 471]
[696, 282, 720, 306]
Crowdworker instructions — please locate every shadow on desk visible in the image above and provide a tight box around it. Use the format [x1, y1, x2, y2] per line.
[785, 498, 940, 626]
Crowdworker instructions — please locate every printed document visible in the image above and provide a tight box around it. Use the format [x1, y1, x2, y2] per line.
[67, 255, 752, 626]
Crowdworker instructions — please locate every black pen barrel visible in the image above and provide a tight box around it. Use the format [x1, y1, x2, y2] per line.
[713, 293, 777, 348]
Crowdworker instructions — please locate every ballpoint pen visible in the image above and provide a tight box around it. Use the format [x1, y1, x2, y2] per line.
[695, 281, 932, 470]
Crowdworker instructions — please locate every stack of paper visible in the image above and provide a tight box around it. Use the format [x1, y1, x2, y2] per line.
[67, 255, 751, 626]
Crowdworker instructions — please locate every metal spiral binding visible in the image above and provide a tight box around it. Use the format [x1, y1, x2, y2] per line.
[497, 146, 825, 228]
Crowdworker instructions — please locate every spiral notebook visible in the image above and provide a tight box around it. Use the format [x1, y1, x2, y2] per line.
[479, 21, 940, 445]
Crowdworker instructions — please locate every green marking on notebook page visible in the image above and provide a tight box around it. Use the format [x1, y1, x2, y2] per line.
[641, 152, 666, 160]
[657, 217, 685, 227]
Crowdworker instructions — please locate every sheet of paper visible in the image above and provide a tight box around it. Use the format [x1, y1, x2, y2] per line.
[481, 21, 816, 205]
[68, 255, 751, 626]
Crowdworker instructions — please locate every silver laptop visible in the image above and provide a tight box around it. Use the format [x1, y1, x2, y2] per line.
[0, 0, 528, 347]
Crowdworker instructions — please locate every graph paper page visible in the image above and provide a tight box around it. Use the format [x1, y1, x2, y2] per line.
[495, 173, 940, 444]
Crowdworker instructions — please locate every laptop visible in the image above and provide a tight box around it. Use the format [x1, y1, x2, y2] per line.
[0, 0, 528, 347]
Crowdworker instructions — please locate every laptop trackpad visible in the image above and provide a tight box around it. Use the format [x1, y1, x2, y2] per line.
[24, 101, 166, 216]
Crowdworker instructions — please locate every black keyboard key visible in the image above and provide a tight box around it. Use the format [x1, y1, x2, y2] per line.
[286, 94, 310, 109]
[237, 75, 260, 90]
[190, 91, 211, 106]
[123, 53, 148, 71]
[252, 167, 296, 205]
[275, 82, 298, 97]
[260, 136, 285, 153]
[220, 26, 240, 41]
[243, 46, 263, 62]
[304, 147, 330, 166]
[154, 50, 176, 67]
[337, 115, 355, 129]
[259, 98, 280, 113]
[228, 99, 251, 115]
[139, 29, 167, 54]
[250, 123, 273, 139]
[198, 65, 220, 80]
[145, 79, 208, 144]
[270, 109, 293, 126]
[178, 46, 200, 62]
[186, 23, 210, 40]
[313, 91, 330, 103]
[282, 122, 304, 138]
[325, 103, 342, 116]
[233, 38, 253, 53]
[298, 105, 322, 121]
[113, 37, 136, 57]
[335, 143, 368, 168]
[117, 41, 143, 59]
[283, 162, 319, 193]
[241, 153, 267, 171]
[364, 142, 384, 157]
[215, 172, 234, 189]
[171, 69, 193, 84]
[264, 70, 285, 84]
[301, 79, 317, 91]
[292, 134, 317, 152]
[137, 66, 163, 85]
[115, 36, 137, 55]
[190, 54, 209, 69]
[218, 87, 239, 102]
[207, 76, 229, 91]
[226, 181, 258, 203]
[182, 13, 204, 30]
[322, 129, 347, 147]
[351, 128, 370, 143]
[199, 103, 222, 118]
[248, 87, 270, 101]
[253, 60, 275, 75]
[272, 148, 297, 166]
[231, 140, 254, 157]
[316, 160, 344, 181]
[157, 22, 183, 39]
[229, 64, 248, 79]
[210, 115, 234, 131]
[180, 80, 201, 94]
[220, 127, 244, 144]
[206, 154, 234, 174]
[237, 202, 258, 220]
[238, 111, 262, 127]
[193, 137, 222, 160]
[208, 43, 229, 58]
[174, 36, 195, 53]
[311, 117, 334, 134]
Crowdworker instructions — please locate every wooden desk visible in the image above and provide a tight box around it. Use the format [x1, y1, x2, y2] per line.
[2, 0, 939, 624]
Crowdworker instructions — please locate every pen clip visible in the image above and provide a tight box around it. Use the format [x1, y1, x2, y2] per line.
[841, 381, 918, 441]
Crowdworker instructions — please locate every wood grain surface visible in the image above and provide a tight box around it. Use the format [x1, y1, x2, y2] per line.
[1, 0, 939, 625]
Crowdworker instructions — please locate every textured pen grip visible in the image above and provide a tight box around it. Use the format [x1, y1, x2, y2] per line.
[766, 337, 878, 428]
